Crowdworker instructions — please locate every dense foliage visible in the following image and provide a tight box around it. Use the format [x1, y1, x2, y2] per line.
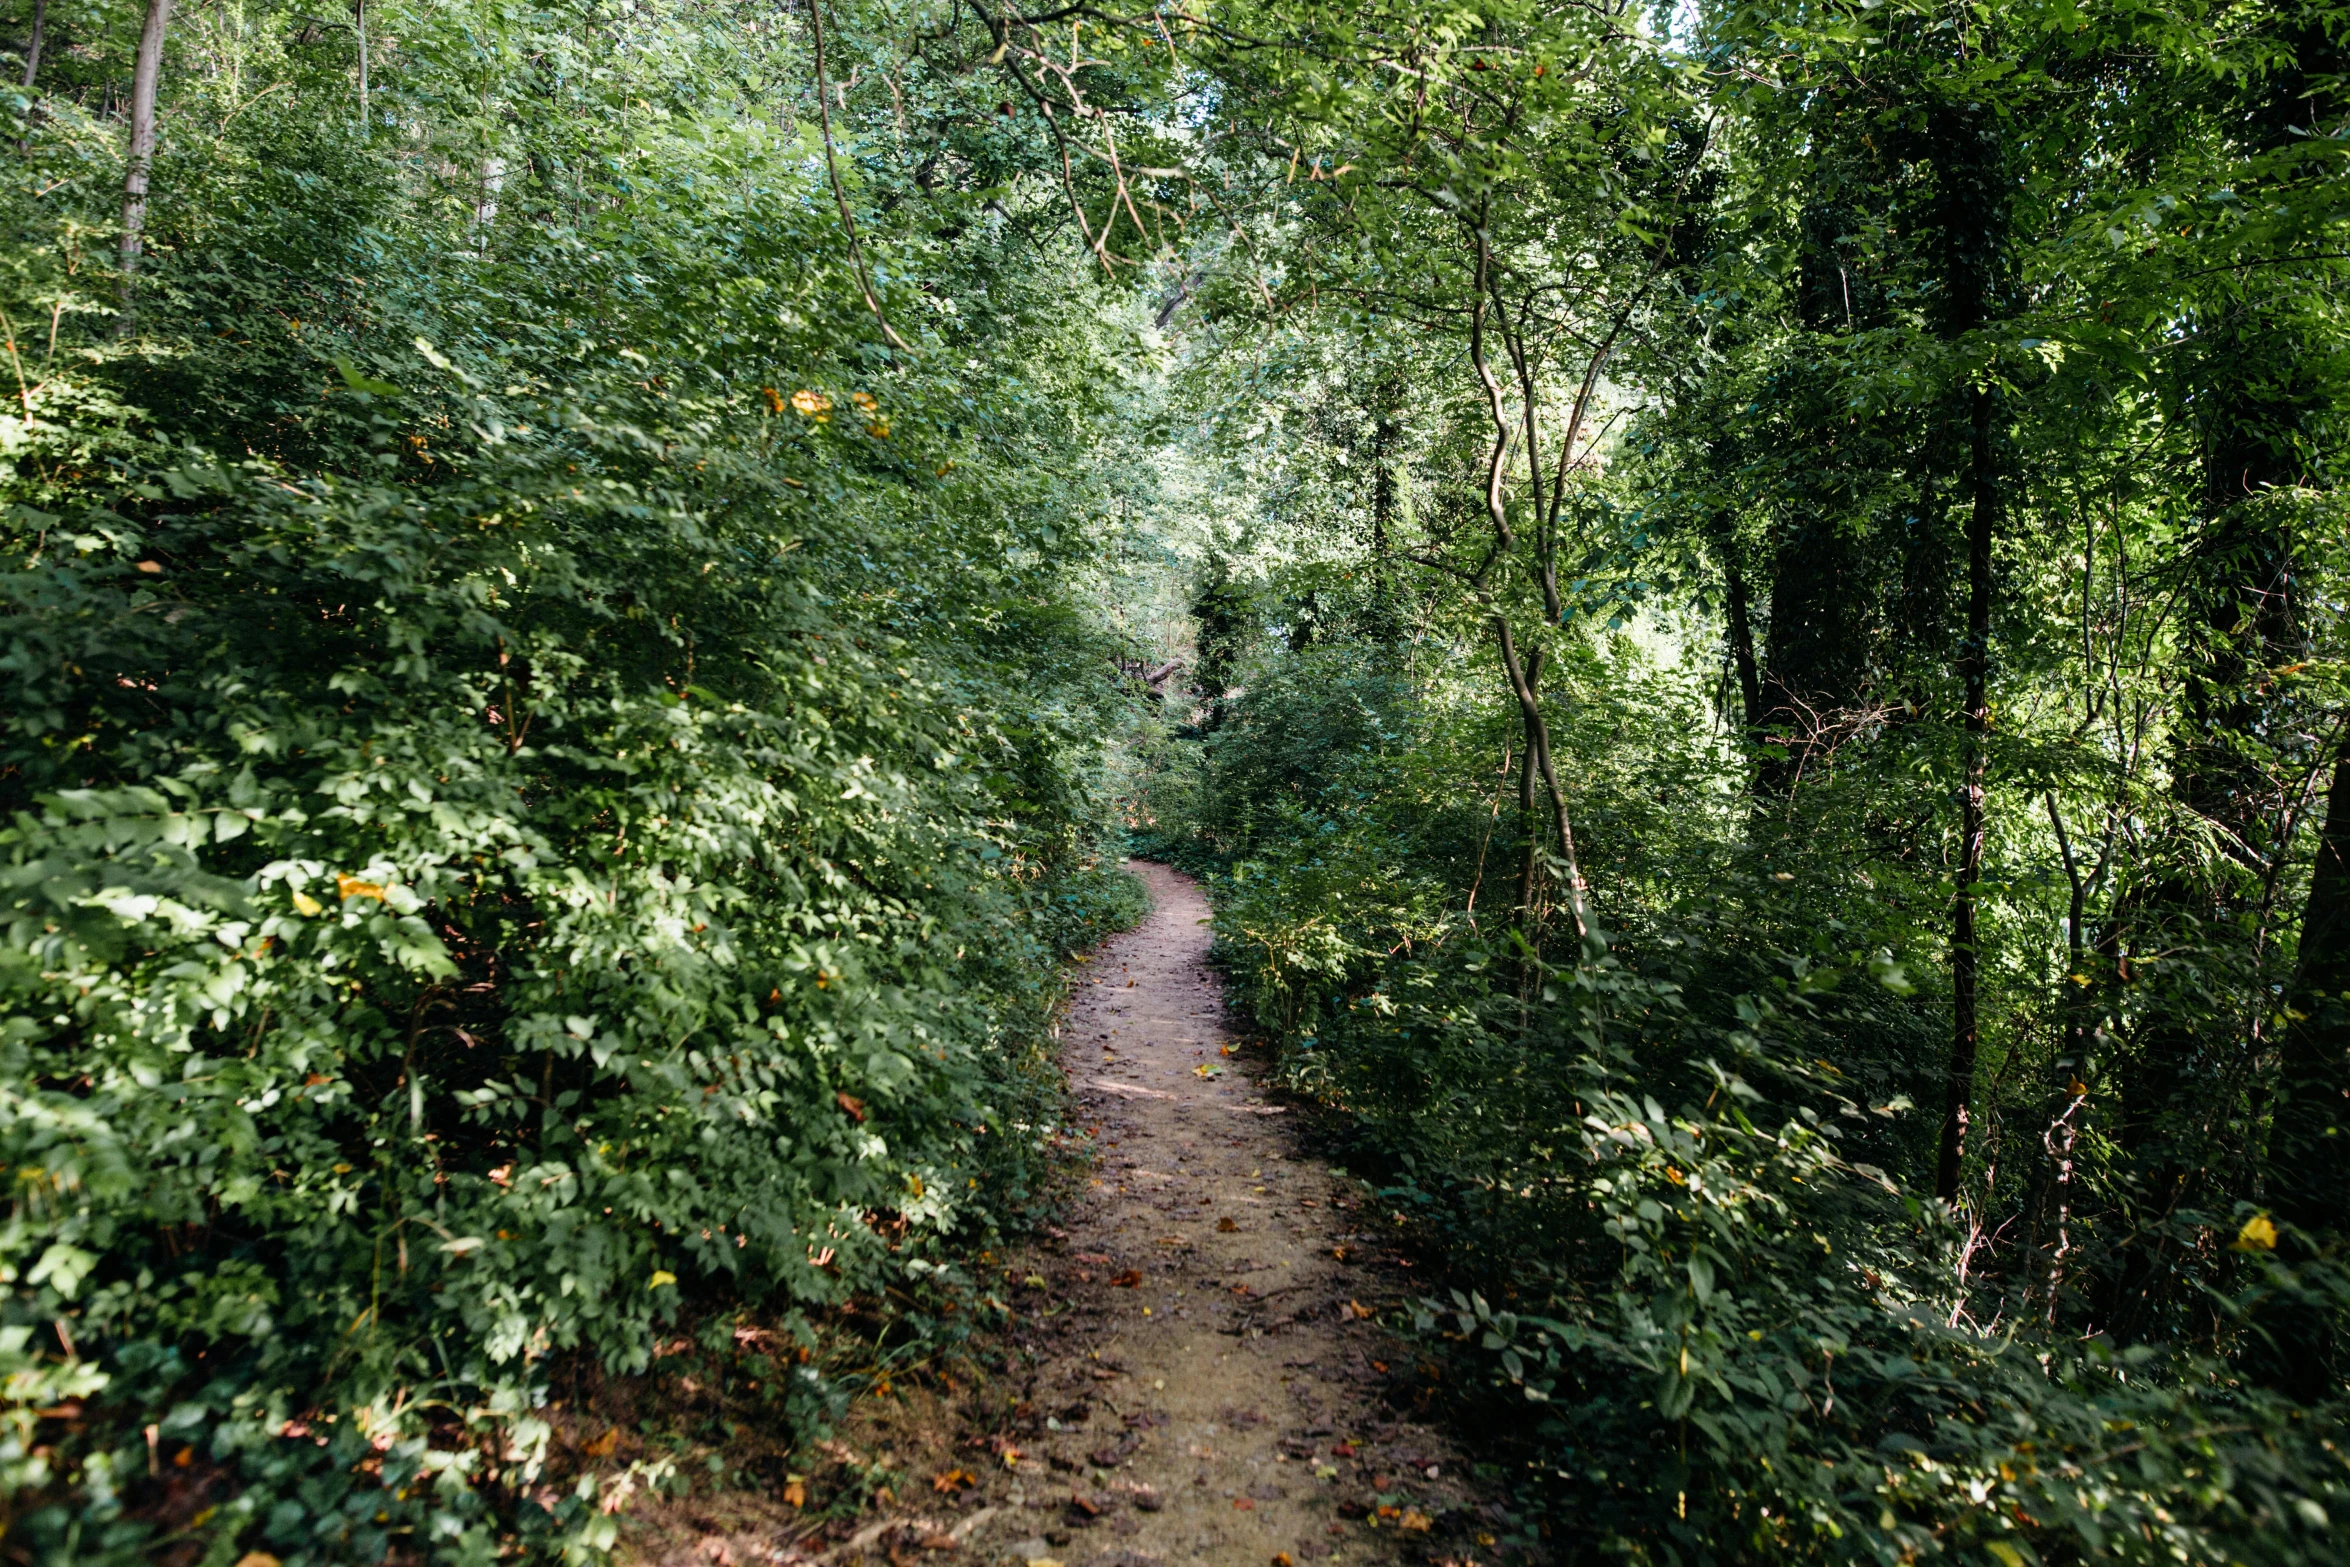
[0, 0, 1163, 1560]
[6, 0, 2347, 1562]
[1118, 0, 2350, 1562]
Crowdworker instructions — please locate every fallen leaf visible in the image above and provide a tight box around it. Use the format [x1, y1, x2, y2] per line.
[918, 1533, 959, 1551]
[1232, 1497, 1256, 1511]
[933, 1468, 975, 1493]
[1344, 1300, 1374, 1320]
[582, 1428, 618, 1458]
[1273, 1556, 1294, 1567]
[1109, 1269, 1143, 1287]
[782, 1480, 806, 1507]
[1400, 1510, 1434, 1532]
[1001, 1445, 1024, 1468]
[1217, 1217, 1238, 1232]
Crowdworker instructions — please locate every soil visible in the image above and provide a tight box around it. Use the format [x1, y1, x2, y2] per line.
[626, 862, 1513, 1567]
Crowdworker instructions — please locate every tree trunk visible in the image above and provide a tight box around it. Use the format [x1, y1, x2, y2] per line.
[116, 0, 173, 333]
[1936, 380, 1996, 1202]
[1722, 548, 1763, 750]
[1755, 511, 1869, 795]
[1495, 618, 1589, 944]
[2271, 729, 2350, 1230]
[1511, 638, 1544, 923]
[2232, 727, 2350, 1386]
[20, 0, 43, 89]
[1368, 370, 1404, 645]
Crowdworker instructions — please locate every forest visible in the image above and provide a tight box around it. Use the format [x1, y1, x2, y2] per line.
[0, 0, 2344, 1563]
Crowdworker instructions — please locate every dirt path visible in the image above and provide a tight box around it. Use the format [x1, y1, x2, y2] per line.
[934, 862, 1483, 1567]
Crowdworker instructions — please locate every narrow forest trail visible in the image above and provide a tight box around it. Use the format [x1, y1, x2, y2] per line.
[942, 861, 1489, 1567]
[770, 863, 1505, 1567]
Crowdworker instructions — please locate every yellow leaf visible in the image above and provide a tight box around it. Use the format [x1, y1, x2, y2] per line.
[649, 1270, 677, 1288]
[336, 874, 386, 902]
[291, 890, 324, 917]
[1985, 1543, 2024, 1567]
[2234, 1213, 2278, 1251]
[790, 389, 831, 420]
[1398, 1510, 1433, 1533]
[234, 1555, 282, 1567]
[782, 1479, 806, 1508]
